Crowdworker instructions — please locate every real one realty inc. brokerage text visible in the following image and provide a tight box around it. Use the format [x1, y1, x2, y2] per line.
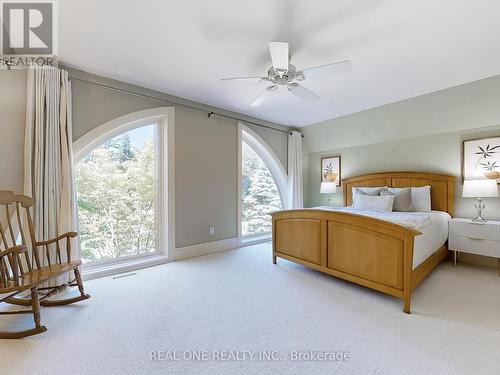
[150, 350, 351, 362]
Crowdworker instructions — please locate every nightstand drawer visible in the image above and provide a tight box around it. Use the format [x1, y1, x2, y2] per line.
[449, 220, 500, 241]
[449, 235, 500, 258]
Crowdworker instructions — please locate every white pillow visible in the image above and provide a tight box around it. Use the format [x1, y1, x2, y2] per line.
[352, 186, 386, 196]
[353, 194, 396, 213]
[411, 185, 432, 212]
[352, 186, 386, 206]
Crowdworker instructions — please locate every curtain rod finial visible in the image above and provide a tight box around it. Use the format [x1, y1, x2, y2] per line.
[289, 129, 304, 138]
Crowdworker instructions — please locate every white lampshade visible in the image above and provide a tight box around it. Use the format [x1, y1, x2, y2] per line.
[462, 179, 499, 198]
[320, 182, 337, 194]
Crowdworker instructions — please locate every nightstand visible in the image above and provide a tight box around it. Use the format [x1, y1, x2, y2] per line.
[449, 218, 500, 275]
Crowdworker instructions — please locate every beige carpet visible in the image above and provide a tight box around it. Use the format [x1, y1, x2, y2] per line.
[1, 243, 499, 375]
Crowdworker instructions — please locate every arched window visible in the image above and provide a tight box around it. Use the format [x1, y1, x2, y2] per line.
[73, 108, 175, 265]
[240, 124, 287, 238]
[75, 125, 158, 263]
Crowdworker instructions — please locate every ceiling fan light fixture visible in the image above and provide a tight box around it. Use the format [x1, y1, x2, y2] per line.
[220, 41, 351, 106]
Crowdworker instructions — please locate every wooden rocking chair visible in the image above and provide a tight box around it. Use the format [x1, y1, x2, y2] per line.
[0, 191, 90, 338]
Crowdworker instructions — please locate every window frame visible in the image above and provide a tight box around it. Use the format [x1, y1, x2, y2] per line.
[73, 107, 175, 276]
[238, 122, 288, 244]
[75, 122, 161, 264]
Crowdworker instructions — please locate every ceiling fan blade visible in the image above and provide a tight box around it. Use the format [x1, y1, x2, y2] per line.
[250, 85, 277, 107]
[298, 60, 351, 80]
[268, 42, 289, 71]
[220, 76, 269, 83]
[288, 83, 320, 102]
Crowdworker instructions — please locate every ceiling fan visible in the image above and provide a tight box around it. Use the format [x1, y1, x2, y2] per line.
[220, 41, 351, 107]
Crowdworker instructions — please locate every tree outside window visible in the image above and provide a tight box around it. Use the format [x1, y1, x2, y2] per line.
[75, 125, 158, 263]
[241, 141, 283, 236]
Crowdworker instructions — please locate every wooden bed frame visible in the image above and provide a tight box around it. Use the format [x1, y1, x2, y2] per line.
[271, 172, 455, 313]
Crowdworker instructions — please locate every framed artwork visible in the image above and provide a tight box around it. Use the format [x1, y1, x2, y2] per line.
[321, 156, 341, 186]
[463, 137, 500, 183]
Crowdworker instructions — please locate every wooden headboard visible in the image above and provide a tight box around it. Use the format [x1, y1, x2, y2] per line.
[343, 172, 455, 216]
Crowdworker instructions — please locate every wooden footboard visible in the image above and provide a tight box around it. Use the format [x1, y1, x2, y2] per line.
[271, 209, 422, 313]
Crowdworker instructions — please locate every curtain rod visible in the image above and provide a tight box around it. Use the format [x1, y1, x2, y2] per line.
[70, 77, 301, 136]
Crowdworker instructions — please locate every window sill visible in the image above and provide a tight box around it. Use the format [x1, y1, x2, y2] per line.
[82, 254, 170, 281]
[240, 232, 272, 246]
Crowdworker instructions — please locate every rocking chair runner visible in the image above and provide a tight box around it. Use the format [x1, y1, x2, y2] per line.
[0, 191, 90, 339]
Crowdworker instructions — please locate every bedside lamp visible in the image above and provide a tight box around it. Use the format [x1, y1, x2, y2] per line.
[320, 182, 337, 205]
[462, 179, 499, 223]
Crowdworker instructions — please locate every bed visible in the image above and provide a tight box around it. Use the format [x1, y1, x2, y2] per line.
[270, 172, 455, 313]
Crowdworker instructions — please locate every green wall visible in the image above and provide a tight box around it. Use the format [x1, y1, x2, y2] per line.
[302, 74, 500, 267]
[302, 74, 500, 218]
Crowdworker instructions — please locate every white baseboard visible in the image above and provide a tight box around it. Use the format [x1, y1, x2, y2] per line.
[174, 237, 239, 260]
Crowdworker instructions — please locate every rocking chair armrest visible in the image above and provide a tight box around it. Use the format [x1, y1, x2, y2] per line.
[0, 245, 28, 258]
[35, 231, 78, 246]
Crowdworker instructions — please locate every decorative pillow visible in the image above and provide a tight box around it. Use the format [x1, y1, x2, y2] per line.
[380, 187, 412, 212]
[352, 186, 386, 196]
[352, 186, 386, 206]
[352, 194, 396, 213]
[410, 185, 432, 212]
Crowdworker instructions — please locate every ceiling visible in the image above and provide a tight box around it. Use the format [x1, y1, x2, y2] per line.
[59, 0, 500, 127]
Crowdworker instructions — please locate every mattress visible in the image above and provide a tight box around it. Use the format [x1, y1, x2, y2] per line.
[412, 211, 451, 269]
[313, 207, 451, 269]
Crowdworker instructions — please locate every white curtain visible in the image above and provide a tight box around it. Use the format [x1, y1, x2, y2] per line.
[24, 66, 79, 265]
[287, 130, 304, 208]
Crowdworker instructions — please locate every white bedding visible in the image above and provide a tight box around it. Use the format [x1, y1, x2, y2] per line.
[313, 207, 451, 269]
[412, 211, 450, 269]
